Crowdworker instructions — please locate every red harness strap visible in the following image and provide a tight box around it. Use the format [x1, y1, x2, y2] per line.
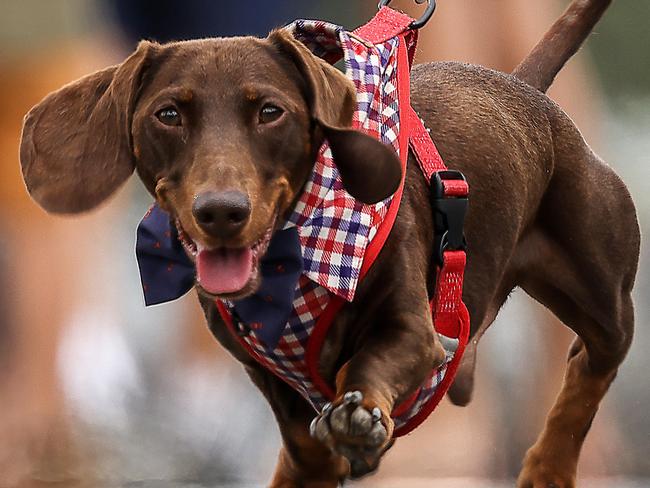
[408, 107, 469, 337]
[354, 6, 416, 44]
[353, 7, 471, 436]
[358, 8, 470, 342]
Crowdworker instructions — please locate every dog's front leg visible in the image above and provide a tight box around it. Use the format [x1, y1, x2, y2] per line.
[245, 365, 349, 488]
[310, 281, 446, 478]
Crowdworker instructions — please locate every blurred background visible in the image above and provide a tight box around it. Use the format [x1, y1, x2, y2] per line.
[0, 1, 648, 487]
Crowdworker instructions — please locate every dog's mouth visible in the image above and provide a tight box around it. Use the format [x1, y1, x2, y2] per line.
[176, 219, 274, 298]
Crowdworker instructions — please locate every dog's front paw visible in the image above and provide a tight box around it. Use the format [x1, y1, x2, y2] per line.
[517, 445, 577, 488]
[309, 391, 393, 479]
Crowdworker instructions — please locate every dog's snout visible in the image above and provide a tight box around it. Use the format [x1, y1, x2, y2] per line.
[192, 190, 251, 239]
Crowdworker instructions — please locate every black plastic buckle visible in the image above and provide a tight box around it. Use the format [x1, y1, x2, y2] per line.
[431, 170, 468, 266]
[378, 0, 437, 29]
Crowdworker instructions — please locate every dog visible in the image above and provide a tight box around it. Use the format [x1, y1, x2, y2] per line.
[19, 0, 639, 486]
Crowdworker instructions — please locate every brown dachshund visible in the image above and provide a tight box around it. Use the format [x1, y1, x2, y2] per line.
[19, 0, 639, 486]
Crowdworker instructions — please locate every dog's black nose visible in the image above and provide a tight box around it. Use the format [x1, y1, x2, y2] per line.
[192, 190, 251, 239]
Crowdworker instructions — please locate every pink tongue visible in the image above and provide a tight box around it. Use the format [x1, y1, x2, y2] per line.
[196, 247, 253, 295]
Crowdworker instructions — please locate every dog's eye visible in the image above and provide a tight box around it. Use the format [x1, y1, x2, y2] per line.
[259, 104, 284, 124]
[156, 107, 182, 126]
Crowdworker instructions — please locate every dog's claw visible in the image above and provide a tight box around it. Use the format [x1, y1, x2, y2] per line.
[371, 407, 382, 422]
[310, 415, 330, 444]
[309, 416, 318, 437]
[344, 390, 362, 405]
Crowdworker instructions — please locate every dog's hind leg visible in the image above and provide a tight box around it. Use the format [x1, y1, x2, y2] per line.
[513, 144, 639, 487]
[447, 283, 515, 407]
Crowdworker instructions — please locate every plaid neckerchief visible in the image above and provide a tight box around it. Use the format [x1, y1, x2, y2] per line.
[281, 19, 408, 302]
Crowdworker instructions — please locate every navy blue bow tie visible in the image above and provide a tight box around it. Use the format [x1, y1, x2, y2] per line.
[136, 204, 303, 348]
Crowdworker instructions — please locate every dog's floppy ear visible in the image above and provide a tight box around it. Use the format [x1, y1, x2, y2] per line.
[20, 41, 157, 214]
[269, 29, 402, 204]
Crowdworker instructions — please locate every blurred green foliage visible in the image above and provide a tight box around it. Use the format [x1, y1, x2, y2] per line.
[589, 2, 650, 100]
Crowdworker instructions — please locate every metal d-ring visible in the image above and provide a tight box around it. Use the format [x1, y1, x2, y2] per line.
[378, 0, 437, 29]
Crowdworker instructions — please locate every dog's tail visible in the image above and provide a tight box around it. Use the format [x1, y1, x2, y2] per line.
[512, 0, 611, 93]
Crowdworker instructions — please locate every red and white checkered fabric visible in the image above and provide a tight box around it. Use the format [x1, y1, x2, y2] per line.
[237, 276, 330, 404]
[285, 20, 409, 302]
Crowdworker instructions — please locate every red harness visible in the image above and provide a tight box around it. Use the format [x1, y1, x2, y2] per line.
[218, 7, 470, 437]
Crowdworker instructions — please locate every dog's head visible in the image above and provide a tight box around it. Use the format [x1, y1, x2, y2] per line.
[19, 31, 401, 299]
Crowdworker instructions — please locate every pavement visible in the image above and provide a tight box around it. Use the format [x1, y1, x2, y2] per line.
[102, 478, 650, 488]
